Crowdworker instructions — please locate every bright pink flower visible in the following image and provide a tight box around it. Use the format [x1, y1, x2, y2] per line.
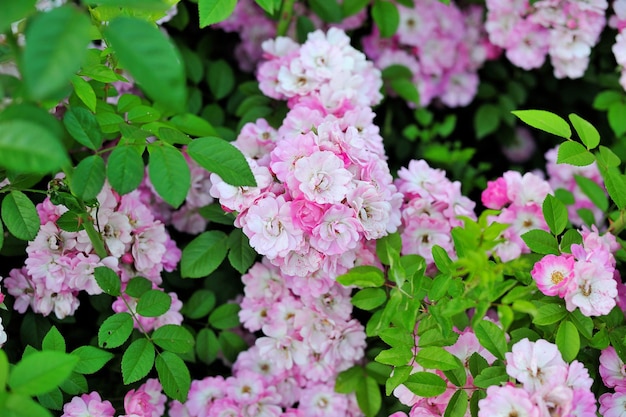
[531, 254, 576, 297]
[478, 384, 540, 417]
[482, 177, 510, 209]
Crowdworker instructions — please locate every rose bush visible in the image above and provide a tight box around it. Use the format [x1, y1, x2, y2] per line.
[2, 0, 626, 416]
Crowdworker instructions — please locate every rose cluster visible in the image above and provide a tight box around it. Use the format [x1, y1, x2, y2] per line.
[485, 0, 607, 78]
[362, 0, 496, 107]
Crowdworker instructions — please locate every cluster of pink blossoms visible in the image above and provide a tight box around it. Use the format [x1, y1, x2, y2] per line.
[485, 0, 607, 78]
[169, 258, 366, 416]
[609, 0, 626, 89]
[62, 378, 166, 417]
[531, 225, 621, 316]
[395, 160, 476, 270]
[391, 325, 497, 417]
[599, 346, 626, 415]
[362, 0, 496, 107]
[545, 145, 604, 226]
[214, 0, 366, 72]
[482, 170, 553, 262]
[1, 181, 182, 329]
[479, 338, 596, 416]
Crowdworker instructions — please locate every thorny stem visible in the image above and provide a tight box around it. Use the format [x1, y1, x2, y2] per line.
[276, 0, 296, 37]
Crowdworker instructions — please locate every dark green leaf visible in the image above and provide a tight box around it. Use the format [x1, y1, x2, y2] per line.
[342, 0, 369, 16]
[512, 110, 571, 139]
[568, 309, 593, 340]
[181, 231, 229, 278]
[218, 330, 247, 363]
[335, 366, 362, 393]
[2, 190, 39, 241]
[104, 17, 186, 111]
[196, 328, 219, 365]
[593, 90, 622, 110]
[474, 104, 501, 139]
[71, 346, 114, 374]
[207, 60, 235, 100]
[148, 144, 190, 208]
[182, 290, 216, 319]
[37, 386, 64, 411]
[94, 266, 121, 296]
[155, 352, 190, 402]
[473, 366, 508, 388]
[198, 0, 237, 27]
[560, 229, 582, 253]
[124, 277, 153, 298]
[355, 376, 381, 417]
[556, 320, 579, 362]
[71, 155, 106, 201]
[533, 303, 568, 326]
[22, 6, 91, 100]
[107, 145, 145, 195]
[187, 136, 256, 187]
[2, 393, 55, 417]
[390, 78, 420, 105]
[227, 229, 256, 274]
[58, 371, 87, 395]
[121, 338, 155, 384]
[208, 303, 241, 330]
[136, 290, 171, 317]
[309, 0, 343, 22]
[9, 351, 78, 396]
[98, 312, 134, 349]
[602, 167, 626, 209]
[152, 325, 195, 354]
[56, 211, 84, 232]
[63, 107, 103, 151]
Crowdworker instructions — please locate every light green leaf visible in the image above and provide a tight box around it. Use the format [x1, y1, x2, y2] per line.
[574, 175, 608, 211]
[355, 376, 382, 417]
[335, 366, 362, 393]
[22, 5, 91, 100]
[608, 102, 626, 137]
[556, 320, 579, 362]
[136, 290, 172, 318]
[385, 365, 411, 396]
[0, 0, 36, 33]
[533, 303, 568, 326]
[337, 265, 385, 288]
[124, 277, 152, 298]
[1, 393, 55, 417]
[596, 146, 621, 168]
[94, 266, 122, 296]
[148, 144, 191, 208]
[557, 141, 595, 166]
[181, 231, 228, 278]
[187, 136, 256, 187]
[474, 320, 507, 361]
[602, 167, 626, 209]
[473, 366, 508, 388]
[98, 313, 134, 349]
[121, 338, 155, 384]
[372, 0, 399, 38]
[104, 17, 186, 112]
[71, 76, 97, 113]
[155, 352, 190, 402]
[444, 389, 469, 417]
[520, 229, 560, 255]
[198, 0, 237, 27]
[351, 288, 387, 311]
[512, 110, 571, 139]
[568, 309, 593, 340]
[71, 346, 114, 374]
[208, 303, 241, 330]
[1, 190, 39, 241]
[71, 155, 106, 201]
[403, 372, 447, 397]
[107, 145, 145, 195]
[390, 78, 420, 105]
[415, 346, 463, 371]
[152, 325, 195, 354]
[593, 90, 622, 110]
[227, 229, 256, 274]
[569, 113, 600, 149]
[542, 194, 568, 236]
[0, 119, 69, 174]
[170, 114, 218, 137]
[375, 347, 414, 366]
[9, 351, 78, 396]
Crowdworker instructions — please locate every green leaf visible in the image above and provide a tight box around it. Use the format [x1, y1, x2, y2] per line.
[468, 352, 488, 378]
[181, 231, 229, 278]
[227, 229, 256, 274]
[415, 347, 463, 371]
[474, 320, 508, 360]
[342, 0, 370, 16]
[98, 312, 134, 349]
[533, 303, 568, 326]
[0, 119, 69, 174]
[0, 218, 4, 252]
[337, 265, 385, 288]
[0, 0, 36, 33]
[520, 229, 560, 255]
[104, 17, 186, 112]
[107, 145, 145, 195]
[590, 327, 610, 350]
[71, 76, 97, 113]
[557, 141, 595, 166]
[390, 78, 420, 105]
[71, 155, 106, 201]
[56, 211, 84, 232]
[609, 101, 626, 137]
[196, 328, 219, 365]
[170, 114, 218, 137]
[42, 326, 66, 352]
[37, 386, 64, 411]
[58, 371, 87, 395]
[575, 175, 608, 211]
[593, 90, 622, 110]
[187, 136, 256, 187]
[385, 365, 411, 396]
[182, 289, 216, 319]
[9, 351, 78, 396]
[155, 352, 190, 402]
[148, 144, 191, 208]
[403, 372, 447, 397]
[2, 191, 39, 241]
[71, 346, 114, 374]
[22, 5, 91, 100]
[255, 0, 279, 14]
[569, 113, 600, 149]
[444, 389, 469, 417]
[1, 393, 55, 417]
[218, 330, 247, 363]
[351, 288, 387, 311]
[474, 104, 501, 139]
[560, 229, 582, 253]
[569, 309, 594, 340]
[309, 0, 343, 22]
[94, 266, 121, 296]
[335, 366, 363, 393]
[602, 167, 626, 209]
[157, 127, 192, 146]
[372, 0, 399, 38]
[121, 338, 155, 384]
[136, 290, 172, 317]
[542, 194, 568, 236]
[208, 303, 241, 330]
[556, 320, 579, 362]
[152, 325, 195, 354]
[473, 366, 508, 388]
[596, 145, 621, 168]
[198, 0, 237, 27]
[511, 110, 571, 139]
[355, 376, 382, 417]
[207, 60, 235, 100]
[375, 347, 414, 366]
[63, 107, 103, 151]
[124, 277, 153, 298]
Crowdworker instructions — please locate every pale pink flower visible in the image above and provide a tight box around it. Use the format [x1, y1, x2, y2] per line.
[531, 254, 576, 297]
[61, 392, 115, 417]
[600, 387, 626, 417]
[310, 204, 361, 255]
[293, 151, 353, 204]
[505, 338, 568, 392]
[600, 346, 626, 388]
[565, 259, 617, 316]
[478, 384, 540, 417]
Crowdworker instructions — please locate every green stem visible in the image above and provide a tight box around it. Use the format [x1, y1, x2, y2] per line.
[276, 0, 296, 37]
[609, 209, 626, 236]
[82, 216, 108, 259]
